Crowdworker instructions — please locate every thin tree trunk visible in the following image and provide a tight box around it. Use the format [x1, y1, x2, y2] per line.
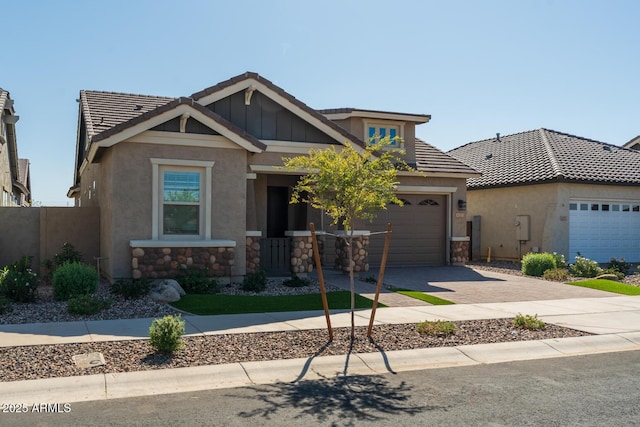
[348, 229, 355, 339]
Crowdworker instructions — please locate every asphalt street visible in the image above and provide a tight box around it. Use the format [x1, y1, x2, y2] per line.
[3, 350, 639, 426]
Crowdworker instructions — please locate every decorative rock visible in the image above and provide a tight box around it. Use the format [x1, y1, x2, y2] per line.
[148, 279, 186, 303]
[595, 274, 619, 281]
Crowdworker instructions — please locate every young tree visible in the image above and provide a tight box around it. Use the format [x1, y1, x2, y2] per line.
[282, 138, 408, 337]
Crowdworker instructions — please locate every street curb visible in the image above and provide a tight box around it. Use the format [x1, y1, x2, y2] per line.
[1, 333, 638, 404]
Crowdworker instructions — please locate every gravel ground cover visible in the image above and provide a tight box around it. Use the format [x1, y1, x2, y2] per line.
[0, 270, 597, 383]
[0, 319, 590, 382]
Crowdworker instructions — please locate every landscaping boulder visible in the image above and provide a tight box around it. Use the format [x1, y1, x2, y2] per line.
[149, 279, 186, 303]
[595, 274, 619, 282]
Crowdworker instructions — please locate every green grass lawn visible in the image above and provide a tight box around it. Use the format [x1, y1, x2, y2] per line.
[169, 291, 383, 315]
[390, 288, 455, 305]
[566, 279, 640, 295]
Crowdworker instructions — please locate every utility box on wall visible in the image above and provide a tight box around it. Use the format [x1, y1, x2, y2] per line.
[515, 215, 530, 241]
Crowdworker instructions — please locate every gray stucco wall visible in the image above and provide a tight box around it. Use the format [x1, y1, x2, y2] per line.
[102, 141, 248, 279]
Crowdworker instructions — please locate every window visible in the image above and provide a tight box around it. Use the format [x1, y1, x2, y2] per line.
[162, 170, 201, 235]
[151, 158, 214, 240]
[365, 121, 404, 148]
[569, 203, 577, 210]
[419, 199, 440, 206]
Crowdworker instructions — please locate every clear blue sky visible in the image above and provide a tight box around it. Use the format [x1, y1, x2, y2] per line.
[3, 0, 639, 205]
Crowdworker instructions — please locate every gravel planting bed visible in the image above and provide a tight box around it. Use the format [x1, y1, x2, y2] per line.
[0, 270, 598, 383]
[0, 320, 590, 382]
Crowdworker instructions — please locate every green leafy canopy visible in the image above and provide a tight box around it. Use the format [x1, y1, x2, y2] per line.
[282, 139, 411, 229]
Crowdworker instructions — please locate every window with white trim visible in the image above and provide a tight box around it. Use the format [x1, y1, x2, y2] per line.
[162, 169, 202, 236]
[151, 159, 214, 240]
[365, 121, 404, 148]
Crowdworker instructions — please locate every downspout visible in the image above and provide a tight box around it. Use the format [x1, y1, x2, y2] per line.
[447, 193, 452, 264]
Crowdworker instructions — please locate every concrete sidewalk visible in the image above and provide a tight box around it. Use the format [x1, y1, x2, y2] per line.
[2, 295, 640, 404]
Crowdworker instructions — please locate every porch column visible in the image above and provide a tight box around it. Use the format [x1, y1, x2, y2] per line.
[334, 230, 370, 274]
[246, 231, 262, 274]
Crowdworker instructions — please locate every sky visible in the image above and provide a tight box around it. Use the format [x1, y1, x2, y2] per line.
[2, 0, 639, 206]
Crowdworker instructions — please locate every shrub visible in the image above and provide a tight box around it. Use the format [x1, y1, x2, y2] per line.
[543, 268, 569, 281]
[54, 242, 83, 266]
[513, 313, 546, 330]
[178, 269, 219, 294]
[551, 252, 567, 269]
[608, 257, 631, 276]
[68, 295, 111, 315]
[282, 276, 311, 288]
[52, 262, 99, 301]
[149, 315, 185, 353]
[521, 252, 556, 277]
[570, 256, 603, 278]
[111, 278, 151, 299]
[416, 320, 456, 336]
[42, 242, 84, 284]
[241, 269, 267, 292]
[0, 296, 12, 314]
[0, 256, 39, 303]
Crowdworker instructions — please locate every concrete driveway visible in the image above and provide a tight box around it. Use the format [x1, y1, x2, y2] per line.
[319, 265, 618, 305]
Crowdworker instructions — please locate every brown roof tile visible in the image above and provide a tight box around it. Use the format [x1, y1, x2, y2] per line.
[448, 128, 640, 188]
[415, 138, 479, 175]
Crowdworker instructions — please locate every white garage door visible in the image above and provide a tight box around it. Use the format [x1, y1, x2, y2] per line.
[569, 201, 640, 263]
[368, 195, 446, 266]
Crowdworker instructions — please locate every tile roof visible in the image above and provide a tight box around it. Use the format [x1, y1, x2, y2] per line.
[414, 138, 479, 175]
[448, 128, 640, 188]
[80, 90, 175, 140]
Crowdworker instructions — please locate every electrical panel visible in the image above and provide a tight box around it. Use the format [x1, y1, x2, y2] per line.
[515, 215, 530, 241]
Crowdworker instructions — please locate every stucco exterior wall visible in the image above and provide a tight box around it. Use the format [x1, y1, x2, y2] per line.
[97, 139, 248, 279]
[466, 182, 640, 262]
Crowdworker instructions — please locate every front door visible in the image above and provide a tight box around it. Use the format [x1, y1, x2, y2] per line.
[267, 186, 289, 238]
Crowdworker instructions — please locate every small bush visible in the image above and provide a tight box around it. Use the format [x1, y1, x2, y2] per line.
[282, 276, 311, 288]
[364, 275, 377, 284]
[68, 295, 111, 315]
[608, 257, 631, 276]
[551, 252, 567, 269]
[570, 256, 603, 278]
[52, 262, 99, 301]
[0, 256, 39, 303]
[241, 269, 267, 292]
[178, 269, 219, 294]
[521, 252, 556, 277]
[54, 242, 83, 266]
[543, 268, 569, 281]
[0, 296, 12, 314]
[416, 320, 456, 336]
[513, 313, 546, 330]
[111, 278, 151, 299]
[149, 315, 185, 353]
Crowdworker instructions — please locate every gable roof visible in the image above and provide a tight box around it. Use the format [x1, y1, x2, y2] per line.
[414, 138, 479, 176]
[624, 135, 640, 151]
[448, 128, 640, 189]
[191, 72, 365, 148]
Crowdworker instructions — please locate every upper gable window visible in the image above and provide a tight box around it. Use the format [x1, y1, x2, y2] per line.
[365, 121, 404, 149]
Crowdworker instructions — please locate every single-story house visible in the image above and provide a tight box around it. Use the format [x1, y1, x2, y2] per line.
[448, 128, 640, 263]
[68, 72, 478, 281]
[0, 89, 31, 207]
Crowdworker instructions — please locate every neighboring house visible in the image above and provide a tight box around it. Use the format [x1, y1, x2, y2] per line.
[69, 72, 478, 281]
[0, 89, 31, 207]
[448, 129, 640, 263]
[623, 135, 640, 151]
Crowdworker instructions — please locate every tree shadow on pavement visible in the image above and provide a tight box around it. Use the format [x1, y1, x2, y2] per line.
[234, 336, 443, 426]
[235, 373, 440, 426]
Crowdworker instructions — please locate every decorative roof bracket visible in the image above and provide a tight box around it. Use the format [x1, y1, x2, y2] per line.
[245, 85, 257, 106]
[179, 113, 189, 133]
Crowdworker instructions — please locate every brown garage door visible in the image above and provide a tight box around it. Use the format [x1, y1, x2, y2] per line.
[367, 194, 446, 266]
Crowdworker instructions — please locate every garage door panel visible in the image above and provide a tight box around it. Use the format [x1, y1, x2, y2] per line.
[569, 200, 640, 263]
[368, 195, 446, 266]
